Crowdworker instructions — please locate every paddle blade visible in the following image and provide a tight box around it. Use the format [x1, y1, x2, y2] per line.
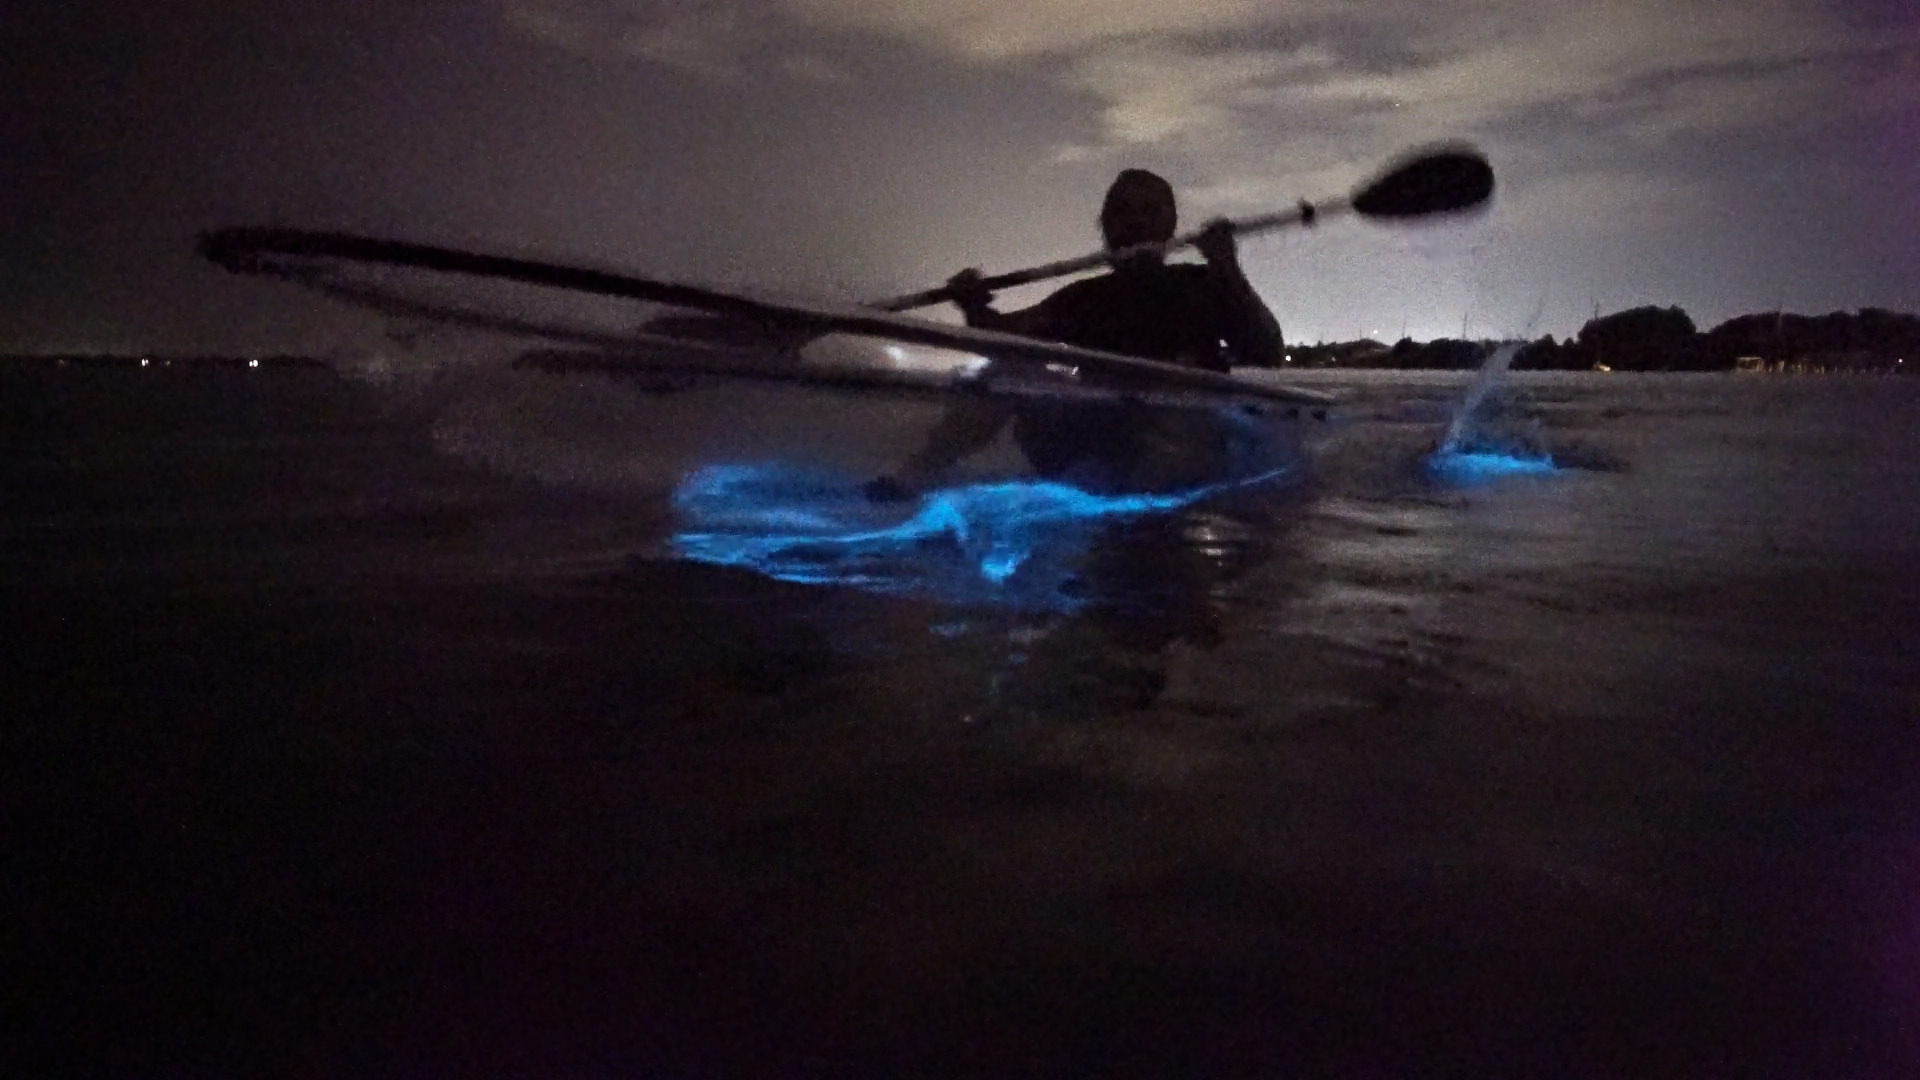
[1350, 145, 1494, 219]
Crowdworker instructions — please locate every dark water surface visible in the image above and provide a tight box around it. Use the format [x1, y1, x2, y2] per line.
[7, 364, 1920, 1079]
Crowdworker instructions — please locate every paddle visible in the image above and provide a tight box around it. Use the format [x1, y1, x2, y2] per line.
[629, 144, 1490, 348]
[873, 144, 1494, 312]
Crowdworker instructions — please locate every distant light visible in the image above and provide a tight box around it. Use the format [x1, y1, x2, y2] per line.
[1284, 354, 1293, 363]
[249, 359, 259, 368]
[140, 358, 148, 367]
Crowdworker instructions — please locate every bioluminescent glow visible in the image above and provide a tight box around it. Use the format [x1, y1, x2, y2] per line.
[1426, 448, 1560, 485]
[672, 462, 1292, 611]
[1423, 339, 1563, 486]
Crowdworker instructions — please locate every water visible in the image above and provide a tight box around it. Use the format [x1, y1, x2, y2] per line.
[667, 424, 1296, 612]
[1425, 342, 1559, 483]
[6, 361, 1920, 1079]
[1438, 341, 1523, 455]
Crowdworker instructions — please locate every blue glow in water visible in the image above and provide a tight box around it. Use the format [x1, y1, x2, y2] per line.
[1425, 341, 1563, 487]
[981, 549, 1026, 583]
[672, 462, 1290, 611]
[1426, 448, 1560, 485]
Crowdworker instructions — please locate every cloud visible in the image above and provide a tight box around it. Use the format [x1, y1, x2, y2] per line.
[778, 0, 1883, 147]
[777, 53, 854, 83]
[1058, 43, 1333, 145]
[1355, 6, 1920, 162]
[783, 0, 1301, 60]
[500, 1, 605, 58]
[623, 8, 747, 77]
[499, 0, 1899, 212]
[500, 1, 754, 77]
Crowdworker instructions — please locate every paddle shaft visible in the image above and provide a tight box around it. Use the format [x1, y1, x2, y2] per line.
[875, 198, 1349, 312]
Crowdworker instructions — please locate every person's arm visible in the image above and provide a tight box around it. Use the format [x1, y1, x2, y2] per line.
[1194, 220, 1284, 367]
[947, 267, 1058, 338]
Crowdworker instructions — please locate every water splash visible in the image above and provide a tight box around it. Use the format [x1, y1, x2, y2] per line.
[1426, 449, 1559, 485]
[671, 462, 1292, 611]
[1426, 341, 1559, 485]
[1439, 342, 1523, 456]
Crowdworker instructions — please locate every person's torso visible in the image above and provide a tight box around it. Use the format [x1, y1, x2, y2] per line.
[1037, 264, 1230, 370]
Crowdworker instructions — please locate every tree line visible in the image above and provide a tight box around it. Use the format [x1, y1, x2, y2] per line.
[1276, 307, 1920, 373]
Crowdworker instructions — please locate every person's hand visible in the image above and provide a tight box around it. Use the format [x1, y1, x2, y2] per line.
[946, 267, 995, 316]
[1194, 218, 1240, 268]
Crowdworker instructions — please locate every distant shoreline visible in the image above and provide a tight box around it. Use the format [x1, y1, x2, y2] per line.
[0, 353, 332, 371]
[3, 351, 1909, 377]
[8, 299, 1916, 378]
[8, 301, 1915, 376]
[1271, 305, 1916, 374]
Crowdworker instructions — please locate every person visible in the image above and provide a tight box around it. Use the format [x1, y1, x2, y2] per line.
[865, 168, 1287, 500]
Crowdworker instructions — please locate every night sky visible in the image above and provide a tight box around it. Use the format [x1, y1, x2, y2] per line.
[7, 0, 1918, 354]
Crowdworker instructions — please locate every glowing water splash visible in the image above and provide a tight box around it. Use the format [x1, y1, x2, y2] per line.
[1439, 342, 1523, 456]
[672, 463, 1290, 611]
[1426, 449, 1558, 485]
[1426, 340, 1560, 485]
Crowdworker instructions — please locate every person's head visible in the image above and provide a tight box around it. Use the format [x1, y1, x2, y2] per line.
[1099, 169, 1177, 252]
